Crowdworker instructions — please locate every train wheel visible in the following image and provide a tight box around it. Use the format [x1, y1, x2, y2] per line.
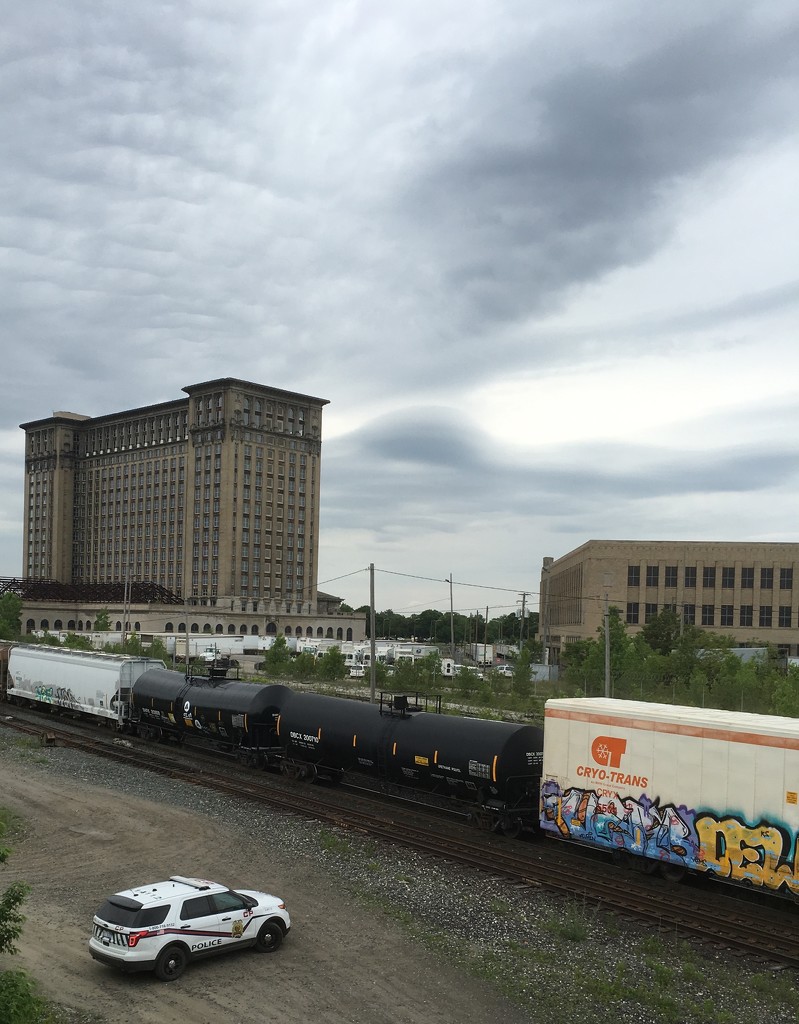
[298, 764, 317, 783]
[660, 863, 686, 883]
[498, 815, 522, 839]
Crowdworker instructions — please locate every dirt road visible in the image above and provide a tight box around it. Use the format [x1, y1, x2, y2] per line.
[0, 752, 532, 1024]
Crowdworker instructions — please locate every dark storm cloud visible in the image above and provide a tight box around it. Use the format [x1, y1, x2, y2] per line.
[321, 408, 799, 540]
[395, 10, 799, 350]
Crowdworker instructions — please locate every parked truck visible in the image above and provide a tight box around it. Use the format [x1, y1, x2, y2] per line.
[468, 643, 494, 667]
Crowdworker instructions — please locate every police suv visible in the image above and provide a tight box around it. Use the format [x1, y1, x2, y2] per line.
[89, 875, 291, 981]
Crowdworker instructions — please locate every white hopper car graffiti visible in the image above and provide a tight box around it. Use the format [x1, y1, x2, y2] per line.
[6, 645, 166, 726]
[540, 697, 799, 899]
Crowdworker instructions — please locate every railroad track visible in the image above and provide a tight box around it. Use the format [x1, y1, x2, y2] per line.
[3, 711, 799, 972]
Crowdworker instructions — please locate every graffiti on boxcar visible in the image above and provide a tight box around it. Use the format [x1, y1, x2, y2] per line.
[541, 780, 700, 864]
[542, 780, 799, 895]
[34, 684, 80, 709]
[695, 814, 799, 894]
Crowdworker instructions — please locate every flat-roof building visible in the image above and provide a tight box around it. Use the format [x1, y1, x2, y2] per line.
[540, 539, 799, 663]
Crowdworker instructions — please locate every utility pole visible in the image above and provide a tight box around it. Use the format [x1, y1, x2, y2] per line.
[369, 563, 376, 704]
[602, 572, 614, 698]
[604, 590, 611, 698]
[446, 575, 455, 661]
[518, 592, 528, 647]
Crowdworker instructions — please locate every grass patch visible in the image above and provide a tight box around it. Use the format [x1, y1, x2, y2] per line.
[318, 828, 352, 857]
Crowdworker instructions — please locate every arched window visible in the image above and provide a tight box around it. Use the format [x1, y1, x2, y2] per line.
[40, 620, 49, 630]
[284, 626, 292, 635]
[326, 627, 333, 638]
[190, 623, 199, 633]
[306, 626, 313, 637]
[26, 619, 35, 633]
[77, 620, 83, 631]
[295, 626, 302, 636]
[336, 628, 343, 641]
[115, 621, 122, 631]
[54, 619, 63, 630]
[67, 620, 76, 630]
[346, 628, 353, 641]
[266, 622, 277, 635]
[215, 624, 224, 634]
[203, 624, 212, 634]
[164, 622, 174, 632]
[178, 622, 186, 633]
[240, 625, 247, 635]
[251, 625, 259, 635]
[316, 627, 323, 637]
[134, 621, 141, 631]
[228, 624, 237, 634]
[85, 620, 92, 631]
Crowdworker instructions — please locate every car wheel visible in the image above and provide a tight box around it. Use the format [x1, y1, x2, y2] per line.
[154, 944, 188, 981]
[255, 921, 283, 953]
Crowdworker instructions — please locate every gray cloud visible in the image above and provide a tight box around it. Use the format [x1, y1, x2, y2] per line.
[2, 2, 798, 607]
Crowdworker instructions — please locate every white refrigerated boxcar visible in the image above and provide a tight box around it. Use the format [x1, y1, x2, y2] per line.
[6, 645, 166, 726]
[540, 697, 799, 899]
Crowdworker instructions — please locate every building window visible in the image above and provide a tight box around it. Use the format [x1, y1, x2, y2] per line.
[701, 605, 714, 626]
[761, 568, 774, 590]
[644, 565, 658, 587]
[780, 568, 793, 590]
[684, 567, 697, 588]
[721, 567, 735, 589]
[720, 605, 734, 627]
[683, 604, 695, 625]
[740, 605, 753, 627]
[779, 606, 792, 628]
[741, 567, 754, 589]
[702, 567, 716, 588]
[664, 565, 677, 588]
[627, 565, 640, 587]
[626, 602, 639, 625]
[644, 603, 658, 623]
[759, 606, 772, 628]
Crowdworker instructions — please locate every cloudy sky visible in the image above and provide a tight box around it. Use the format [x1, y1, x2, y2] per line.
[2, 1, 799, 622]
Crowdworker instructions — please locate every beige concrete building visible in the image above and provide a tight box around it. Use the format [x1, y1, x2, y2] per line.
[18, 378, 365, 642]
[540, 539, 799, 663]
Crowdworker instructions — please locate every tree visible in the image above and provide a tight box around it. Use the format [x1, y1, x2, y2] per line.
[316, 646, 346, 681]
[640, 608, 683, 656]
[0, 816, 29, 956]
[94, 609, 111, 632]
[62, 632, 94, 651]
[260, 635, 292, 675]
[512, 645, 532, 699]
[0, 594, 22, 640]
[290, 651, 317, 681]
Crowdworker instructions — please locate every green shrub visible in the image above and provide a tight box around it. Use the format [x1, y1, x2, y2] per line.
[0, 970, 54, 1024]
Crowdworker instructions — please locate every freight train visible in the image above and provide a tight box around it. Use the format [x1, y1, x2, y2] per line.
[4, 644, 799, 901]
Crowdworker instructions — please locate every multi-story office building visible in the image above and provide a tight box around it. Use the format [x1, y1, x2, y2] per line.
[19, 379, 359, 635]
[540, 539, 799, 663]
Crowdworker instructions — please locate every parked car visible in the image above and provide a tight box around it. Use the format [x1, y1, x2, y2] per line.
[89, 875, 291, 981]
